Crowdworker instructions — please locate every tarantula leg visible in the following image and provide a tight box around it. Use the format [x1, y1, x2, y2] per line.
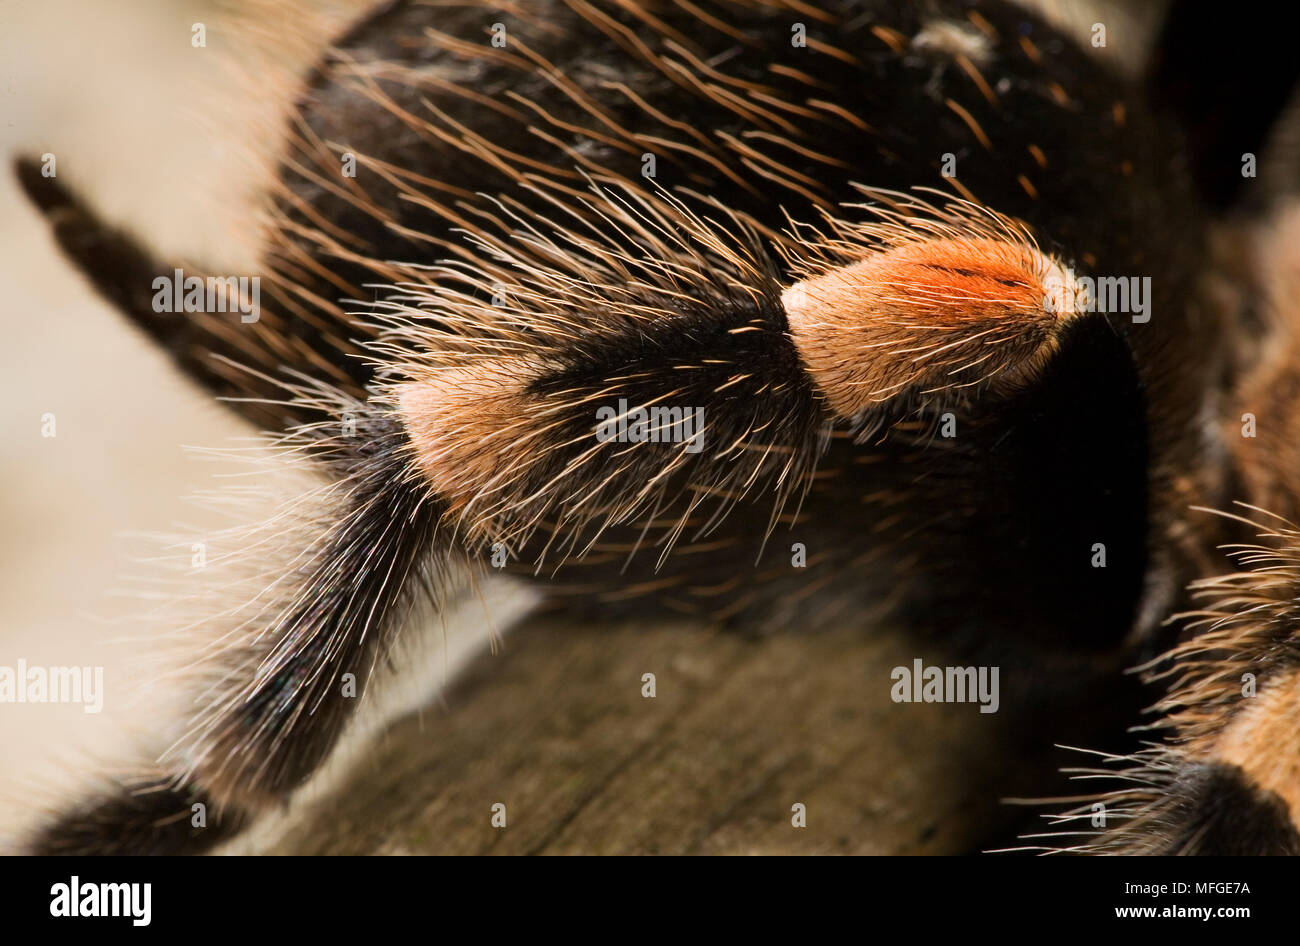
[177, 437, 441, 813]
[777, 195, 1091, 423]
[26, 774, 248, 856]
[24, 408, 448, 854]
[1055, 512, 1300, 855]
[14, 156, 365, 432]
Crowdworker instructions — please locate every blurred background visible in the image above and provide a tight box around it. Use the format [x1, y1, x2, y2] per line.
[0, 0, 368, 843]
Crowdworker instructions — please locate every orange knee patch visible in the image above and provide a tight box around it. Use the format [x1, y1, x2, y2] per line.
[782, 236, 1084, 417]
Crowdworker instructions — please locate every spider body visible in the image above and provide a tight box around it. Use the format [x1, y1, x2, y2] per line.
[16, 0, 1300, 854]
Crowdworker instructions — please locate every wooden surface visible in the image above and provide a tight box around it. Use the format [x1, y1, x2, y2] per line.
[251, 615, 1093, 855]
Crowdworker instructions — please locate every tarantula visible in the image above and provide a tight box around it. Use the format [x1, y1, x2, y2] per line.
[15, 0, 1300, 855]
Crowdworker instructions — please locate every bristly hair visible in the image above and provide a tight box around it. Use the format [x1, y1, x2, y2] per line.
[776, 185, 1086, 420]
[24, 401, 461, 850]
[363, 177, 1092, 575]
[16, 0, 1230, 855]
[1021, 505, 1300, 855]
